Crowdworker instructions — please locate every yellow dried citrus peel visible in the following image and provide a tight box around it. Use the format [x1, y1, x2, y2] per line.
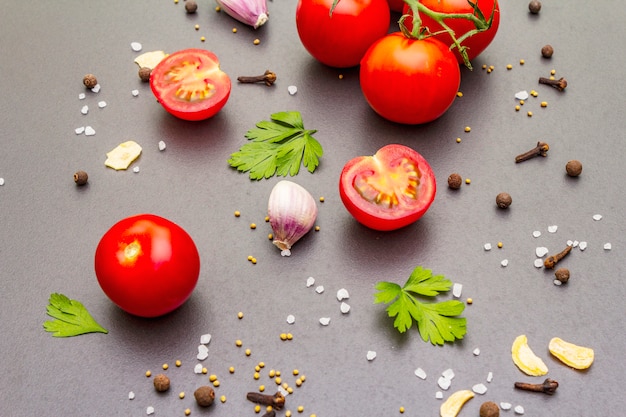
[105, 140, 142, 170]
[440, 390, 474, 417]
[511, 334, 548, 376]
[549, 337, 594, 369]
[134, 50, 167, 69]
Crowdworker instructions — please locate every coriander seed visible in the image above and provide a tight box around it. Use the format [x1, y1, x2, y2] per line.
[194, 386, 215, 407]
[479, 401, 500, 417]
[448, 173, 462, 190]
[565, 160, 582, 177]
[496, 192, 512, 209]
[153, 374, 170, 392]
[528, 0, 541, 14]
[185, 0, 198, 13]
[83, 74, 98, 88]
[541, 44, 554, 58]
[73, 170, 88, 185]
[138, 67, 151, 82]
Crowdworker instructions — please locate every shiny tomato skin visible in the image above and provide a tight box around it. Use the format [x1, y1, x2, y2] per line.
[296, 0, 390, 68]
[94, 214, 200, 318]
[403, 0, 500, 63]
[150, 48, 231, 121]
[360, 33, 460, 124]
[387, 0, 405, 12]
[339, 144, 436, 231]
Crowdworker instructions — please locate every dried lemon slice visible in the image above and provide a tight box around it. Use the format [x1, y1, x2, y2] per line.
[134, 50, 167, 70]
[440, 390, 474, 417]
[105, 140, 142, 170]
[511, 334, 548, 376]
[549, 337, 594, 369]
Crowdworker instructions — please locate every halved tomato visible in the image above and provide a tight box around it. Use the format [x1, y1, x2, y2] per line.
[150, 48, 231, 121]
[339, 144, 436, 231]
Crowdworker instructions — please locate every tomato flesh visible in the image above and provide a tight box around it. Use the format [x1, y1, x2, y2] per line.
[296, 0, 390, 68]
[403, 0, 500, 64]
[339, 144, 436, 231]
[94, 214, 200, 318]
[150, 49, 231, 121]
[360, 33, 460, 124]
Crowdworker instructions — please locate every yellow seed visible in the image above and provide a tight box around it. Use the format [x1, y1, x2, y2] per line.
[314, 226, 320, 231]
[275, 377, 282, 385]
[268, 233, 273, 240]
[255, 405, 261, 413]
[202, 367, 208, 374]
[527, 111, 533, 117]
[259, 384, 265, 392]
[506, 64, 512, 70]
[185, 408, 191, 416]
[515, 105, 520, 111]
[338, 74, 344, 79]
[251, 258, 257, 264]
[293, 369, 300, 376]
[194, 24, 199, 30]
[295, 378, 302, 387]
[250, 223, 256, 229]
[174, 0, 178, 3]
[464, 126, 471, 132]
[497, 242, 503, 248]
[247, 255, 253, 261]
[245, 348, 252, 356]
[254, 372, 260, 379]
[175, 360, 182, 367]
[215, 5, 221, 11]
[162, 363, 169, 370]
[269, 369, 276, 378]
[264, 216, 270, 222]
[179, 392, 185, 399]
[400, 406, 405, 413]
[286, 411, 293, 417]
[234, 210, 241, 217]
[236, 339, 243, 347]
[456, 137, 461, 143]
[486, 68, 492, 74]
[489, 65, 494, 70]
[209, 374, 217, 382]
[238, 311, 244, 319]
[145, 370, 152, 377]
[465, 178, 471, 185]
[255, 365, 261, 372]
[319, 196, 325, 202]
[267, 406, 274, 412]
[541, 101, 548, 107]
[220, 395, 227, 403]
[282, 382, 289, 389]
[287, 386, 294, 394]
[253, 38, 260, 45]
[229, 366, 235, 374]
[213, 380, 220, 387]
[276, 370, 281, 377]
[286, 333, 293, 340]
[200, 36, 205, 42]
[232, 27, 237, 33]
[530, 90, 538, 97]
[300, 375, 306, 382]
[280, 333, 287, 340]
[456, 91, 463, 97]
[550, 69, 556, 75]
[258, 362, 265, 368]
[298, 406, 304, 413]
[466, 297, 473, 304]
[519, 100, 525, 105]
[520, 59, 525, 65]
[549, 75, 555, 80]
[481, 64, 487, 69]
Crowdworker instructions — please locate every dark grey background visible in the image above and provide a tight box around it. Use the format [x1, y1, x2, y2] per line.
[1, 1, 624, 416]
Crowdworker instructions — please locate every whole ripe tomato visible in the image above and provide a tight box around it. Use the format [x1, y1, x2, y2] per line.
[150, 48, 231, 121]
[387, 0, 405, 12]
[295, 0, 391, 68]
[359, 33, 460, 124]
[402, 0, 500, 64]
[339, 144, 436, 231]
[94, 214, 200, 318]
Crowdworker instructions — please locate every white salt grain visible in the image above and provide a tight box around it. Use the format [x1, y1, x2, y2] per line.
[98, 101, 107, 108]
[85, 126, 96, 136]
[75, 127, 85, 135]
[473, 347, 480, 356]
[593, 214, 603, 221]
[336, 288, 349, 301]
[553, 279, 562, 286]
[535, 247, 549, 257]
[484, 243, 492, 251]
[78, 93, 86, 100]
[340, 302, 350, 314]
[194, 364, 203, 374]
[515, 90, 529, 100]
[200, 333, 212, 344]
[486, 372, 493, 383]
[158, 140, 166, 151]
[501, 259, 509, 267]
[197, 350, 209, 361]
[91, 84, 101, 93]
[315, 285, 324, 294]
[319, 317, 330, 326]
[534, 259, 544, 268]
[500, 402, 512, 410]
[472, 383, 488, 394]
[128, 391, 135, 400]
[81, 105, 89, 115]
[442, 369, 455, 380]
[548, 225, 558, 233]
[366, 351, 376, 361]
[604, 243, 612, 250]
[146, 406, 155, 415]
[452, 283, 462, 298]
[131, 89, 139, 97]
[277, 386, 289, 397]
[131, 42, 143, 52]
[133, 166, 140, 173]
[437, 376, 452, 390]
[287, 85, 297, 95]
[414, 368, 427, 380]
[514, 405, 525, 414]
[532, 230, 541, 238]
[0, 178, 4, 186]
[306, 277, 315, 287]
[435, 391, 444, 399]
[579, 241, 587, 251]
[286, 314, 295, 324]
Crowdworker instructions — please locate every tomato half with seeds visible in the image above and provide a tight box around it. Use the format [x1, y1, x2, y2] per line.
[94, 214, 200, 318]
[150, 48, 231, 121]
[339, 144, 436, 231]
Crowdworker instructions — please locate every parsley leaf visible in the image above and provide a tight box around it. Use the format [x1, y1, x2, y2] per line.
[43, 293, 108, 337]
[374, 266, 466, 345]
[228, 111, 323, 180]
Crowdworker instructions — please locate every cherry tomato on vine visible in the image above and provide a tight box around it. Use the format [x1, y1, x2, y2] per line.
[403, 0, 500, 64]
[360, 33, 460, 124]
[150, 48, 231, 121]
[94, 214, 201, 318]
[295, 0, 391, 68]
[387, 0, 405, 12]
[339, 144, 436, 231]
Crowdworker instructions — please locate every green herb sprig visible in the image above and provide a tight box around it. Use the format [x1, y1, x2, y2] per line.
[228, 111, 323, 180]
[43, 293, 108, 337]
[374, 266, 466, 345]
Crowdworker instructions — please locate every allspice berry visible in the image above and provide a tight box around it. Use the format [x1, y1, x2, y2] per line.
[496, 192, 512, 209]
[185, 0, 198, 13]
[153, 374, 170, 392]
[448, 173, 462, 190]
[138, 67, 152, 82]
[565, 160, 582, 177]
[555, 268, 570, 283]
[83, 74, 98, 88]
[528, 0, 541, 14]
[194, 386, 215, 407]
[73, 170, 88, 186]
[541, 44, 554, 58]
[479, 401, 500, 417]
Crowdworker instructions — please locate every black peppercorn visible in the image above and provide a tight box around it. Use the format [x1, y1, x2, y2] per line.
[194, 386, 215, 407]
[138, 67, 152, 82]
[185, 0, 198, 13]
[496, 192, 512, 209]
[541, 44, 554, 58]
[528, 0, 541, 14]
[73, 170, 88, 185]
[480, 401, 500, 417]
[555, 268, 570, 283]
[565, 160, 582, 177]
[447, 173, 462, 190]
[83, 74, 98, 88]
[153, 374, 170, 392]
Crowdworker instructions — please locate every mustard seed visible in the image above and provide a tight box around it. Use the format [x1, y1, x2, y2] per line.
[83, 74, 98, 88]
[565, 160, 582, 177]
[194, 386, 215, 407]
[73, 170, 88, 185]
[138, 67, 151, 82]
[447, 173, 462, 190]
[541, 44, 554, 58]
[153, 374, 170, 392]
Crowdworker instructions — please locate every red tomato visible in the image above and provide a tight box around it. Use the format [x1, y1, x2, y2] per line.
[387, 0, 405, 12]
[402, 0, 500, 63]
[150, 49, 231, 121]
[339, 144, 436, 231]
[359, 33, 460, 124]
[295, 0, 390, 68]
[94, 214, 200, 318]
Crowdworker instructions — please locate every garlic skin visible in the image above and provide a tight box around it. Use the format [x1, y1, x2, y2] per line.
[215, 0, 269, 29]
[268, 180, 317, 257]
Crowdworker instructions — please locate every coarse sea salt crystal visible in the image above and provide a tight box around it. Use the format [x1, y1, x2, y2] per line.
[194, 364, 203, 374]
[514, 405, 525, 414]
[131, 42, 143, 52]
[288, 85, 297, 95]
[366, 351, 377, 361]
[501, 259, 509, 267]
[200, 334, 211, 344]
[0, 178, 4, 186]
[128, 391, 135, 400]
[81, 105, 89, 115]
[532, 230, 541, 238]
[452, 283, 462, 298]
[91, 84, 101, 93]
[534, 259, 544, 268]
[553, 279, 562, 286]
[604, 243, 612, 250]
[306, 277, 315, 287]
[442, 369, 455, 380]
[414, 368, 427, 380]
[336, 288, 349, 300]
[146, 406, 155, 415]
[484, 243, 492, 251]
[75, 126, 85, 135]
[340, 302, 350, 314]
[286, 314, 295, 324]
[593, 214, 603, 221]
[133, 166, 140, 173]
[473, 383, 488, 394]
[79, 93, 86, 100]
[515, 90, 529, 100]
[315, 285, 324, 294]
[98, 101, 107, 108]
[85, 126, 96, 136]
[486, 372, 493, 382]
[131, 89, 139, 97]
[319, 317, 330, 326]
[536, 247, 549, 257]
[437, 376, 452, 390]
[158, 140, 166, 151]
[579, 241, 587, 251]
[435, 391, 444, 399]
[197, 350, 209, 361]
[548, 225, 558, 233]
[500, 402, 512, 410]
[473, 347, 480, 356]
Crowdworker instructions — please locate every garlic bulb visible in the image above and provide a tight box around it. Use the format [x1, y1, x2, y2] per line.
[268, 180, 317, 257]
[215, 0, 269, 29]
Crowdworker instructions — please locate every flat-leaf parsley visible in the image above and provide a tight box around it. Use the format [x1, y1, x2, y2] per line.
[43, 293, 108, 337]
[228, 111, 323, 180]
[374, 266, 466, 345]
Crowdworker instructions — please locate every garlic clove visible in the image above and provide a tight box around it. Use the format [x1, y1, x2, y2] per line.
[268, 180, 317, 256]
[215, 0, 269, 29]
